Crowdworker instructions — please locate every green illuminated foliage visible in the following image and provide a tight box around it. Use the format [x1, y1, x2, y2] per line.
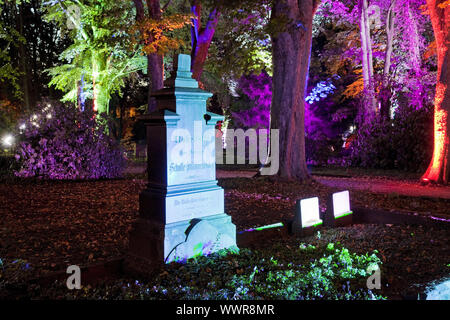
[0, 1, 29, 99]
[44, 0, 146, 114]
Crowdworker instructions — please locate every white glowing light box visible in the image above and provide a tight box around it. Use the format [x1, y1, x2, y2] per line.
[299, 197, 322, 228]
[332, 190, 352, 218]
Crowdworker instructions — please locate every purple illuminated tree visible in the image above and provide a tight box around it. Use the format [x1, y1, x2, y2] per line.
[190, 0, 221, 81]
[15, 103, 125, 179]
[319, 0, 433, 121]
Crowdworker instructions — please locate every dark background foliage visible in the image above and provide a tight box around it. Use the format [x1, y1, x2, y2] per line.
[349, 104, 434, 172]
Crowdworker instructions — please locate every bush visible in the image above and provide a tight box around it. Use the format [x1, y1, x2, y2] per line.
[349, 104, 433, 172]
[14, 103, 126, 179]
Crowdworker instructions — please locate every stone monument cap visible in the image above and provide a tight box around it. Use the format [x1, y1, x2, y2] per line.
[164, 53, 198, 89]
[177, 54, 191, 72]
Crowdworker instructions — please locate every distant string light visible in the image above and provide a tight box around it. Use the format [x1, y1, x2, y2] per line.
[1, 134, 13, 147]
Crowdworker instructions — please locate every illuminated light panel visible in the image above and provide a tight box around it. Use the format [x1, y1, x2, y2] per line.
[299, 197, 322, 228]
[240, 222, 284, 234]
[332, 190, 352, 218]
[430, 216, 450, 223]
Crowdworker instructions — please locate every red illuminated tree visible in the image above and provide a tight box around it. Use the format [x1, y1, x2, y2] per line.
[421, 0, 450, 184]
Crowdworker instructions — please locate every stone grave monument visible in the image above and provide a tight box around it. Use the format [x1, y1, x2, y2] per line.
[127, 54, 237, 273]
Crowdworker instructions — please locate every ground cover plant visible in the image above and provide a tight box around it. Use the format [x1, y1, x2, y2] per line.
[19, 242, 384, 300]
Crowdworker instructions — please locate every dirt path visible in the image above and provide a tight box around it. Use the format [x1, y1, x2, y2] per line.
[217, 169, 450, 200]
[314, 176, 450, 200]
[127, 165, 450, 200]
[216, 169, 256, 179]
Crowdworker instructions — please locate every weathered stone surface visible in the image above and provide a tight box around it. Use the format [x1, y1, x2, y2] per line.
[165, 214, 237, 263]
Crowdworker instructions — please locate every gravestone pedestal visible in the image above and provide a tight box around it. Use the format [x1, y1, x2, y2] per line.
[126, 54, 237, 274]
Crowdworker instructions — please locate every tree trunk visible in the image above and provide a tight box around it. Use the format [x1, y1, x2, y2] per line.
[77, 75, 86, 111]
[190, 1, 220, 81]
[359, 0, 377, 120]
[380, 0, 396, 120]
[147, 0, 164, 100]
[133, 0, 164, 112]
[421, 0, 450, 184]
[407, 1, 422, 72]
[269, 0, 319, 180]
[406, 1, 425, 110]
[92, 52, 99, 112]
[147, 53, 164, 111]
[17, 4, 30, 111]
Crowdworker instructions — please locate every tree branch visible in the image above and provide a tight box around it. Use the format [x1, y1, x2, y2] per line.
[162, 0, 172, 11]
[133, 0, 145, 21]
[201, 7, 220, 41]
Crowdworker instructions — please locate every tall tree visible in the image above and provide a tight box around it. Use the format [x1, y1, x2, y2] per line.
[421, 0, 450, 184]
[132, 0, 191, 111]
[358, 0, 376, 119]
[269, 0, 320, 180]
[1, 0, 67, 113]
[45, 0, 145, 114]
[133, 0, 163, 111]
[0, 1, 24, 101]
[16, 3, 31, 110]
[379, 0, 396, 120]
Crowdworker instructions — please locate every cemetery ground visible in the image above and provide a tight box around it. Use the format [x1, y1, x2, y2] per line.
[0, 165, 449, 300]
